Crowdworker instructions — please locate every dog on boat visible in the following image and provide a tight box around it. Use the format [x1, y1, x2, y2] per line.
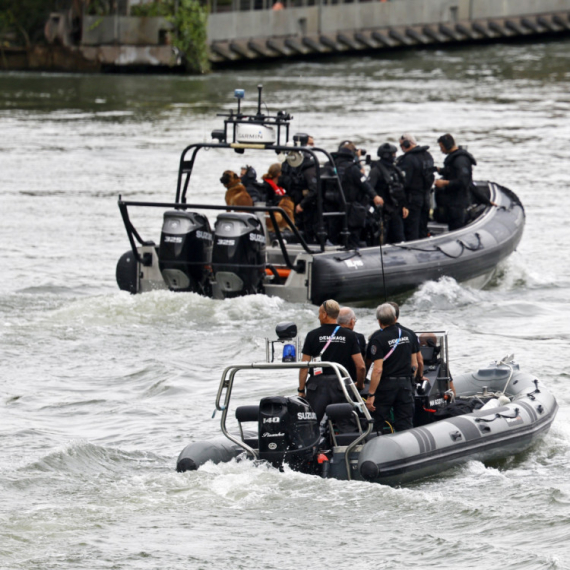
[220, 170, 253, 207]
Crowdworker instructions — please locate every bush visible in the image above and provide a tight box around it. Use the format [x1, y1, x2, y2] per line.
[0, 0, 56, 46]
[169, 0, 210, 74]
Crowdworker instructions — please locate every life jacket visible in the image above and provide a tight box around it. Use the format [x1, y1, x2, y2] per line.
[371, 160, 406, 207]
[397, 146, 435, 195]
[262, 177, 286, 205]
[333, 150, 359, 203]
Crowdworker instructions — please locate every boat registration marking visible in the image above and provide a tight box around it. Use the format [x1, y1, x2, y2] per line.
[344, 259, 364, 269]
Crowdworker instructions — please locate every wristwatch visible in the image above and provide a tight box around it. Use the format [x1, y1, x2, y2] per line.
[298, 388, 305, 392]
[368, 392, 375, 398]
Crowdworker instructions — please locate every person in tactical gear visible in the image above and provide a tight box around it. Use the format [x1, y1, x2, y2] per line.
[396, 134, 435, 242]
[434, 134, 497, 230]
[240, 165, 265, 204]
[368, 143, 409, 244]
[434, 134, 495, 231]
[282, 153, 318, 243]
[332, 141, 383, 248]
[276, 134, 318, 243]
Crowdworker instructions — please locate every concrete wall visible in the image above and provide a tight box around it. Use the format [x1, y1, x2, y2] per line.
[82, 16, 172, 46]
[470, 0, 570, 19]
[207, 0, 570, 41]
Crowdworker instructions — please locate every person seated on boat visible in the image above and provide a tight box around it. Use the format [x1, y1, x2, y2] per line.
[365, 303, 418, 434]
[333, 141, 382, 248]
[298, 299, 366, 426]
[368, 143, 409, 244]
[434, 134, 496, 231]
[262, 163, 286, 206]
[262, 163, 296, 236]
[396, 134, 435, 241]
[337, 307, 366, 361]
[240, 165, 265, 204]
[220, 170, 253, 208]
[282, 149, 319, 243]
[419, 332, 455, 396]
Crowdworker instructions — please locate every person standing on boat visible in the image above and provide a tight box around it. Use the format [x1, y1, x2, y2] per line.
[334, 141, 383, 248]
[434, 133, 495, 230]
[368, 143, 409, 244]
[337, 307, 366, 361]
[365, 303, 418, 434]
[387, 301, 423, 383]
[396, 134, 434, 241]
[281, 138, 318, 243]
[298, 300, 366, 423]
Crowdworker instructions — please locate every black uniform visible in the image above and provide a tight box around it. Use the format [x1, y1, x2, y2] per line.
[302, 324, 361, 422]
[435, 148, 476, 231]
[240, 166, 265, 204]
[334, 147, 378, 247]
[367, 324, 416, 433]
[355, 331, 367, 361]
[280, 155, 319, 243]
[396, 146, 434, 241]
[368, 158, 407, 244]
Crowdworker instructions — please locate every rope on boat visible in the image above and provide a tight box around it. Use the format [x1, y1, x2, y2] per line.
[474, 407, 520, 423]
[497, 356, 516, 397]
[333, 250, 362, 262]
[392, 233, 483, 259]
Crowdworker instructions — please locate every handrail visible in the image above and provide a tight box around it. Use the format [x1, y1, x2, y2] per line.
[175, 142, 350, 250]
[117, 198, 323, 269]
[213, 361, 373, 479]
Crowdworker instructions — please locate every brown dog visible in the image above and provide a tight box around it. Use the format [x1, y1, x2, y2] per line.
[220, 170, 253, 207]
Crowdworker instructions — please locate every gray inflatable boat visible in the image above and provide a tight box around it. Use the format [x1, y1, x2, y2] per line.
[176, 331, 557, 485]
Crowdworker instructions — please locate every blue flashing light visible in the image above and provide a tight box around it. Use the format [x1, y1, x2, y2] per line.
[282, 343, 296, 362]
[234, 89, 245, 99]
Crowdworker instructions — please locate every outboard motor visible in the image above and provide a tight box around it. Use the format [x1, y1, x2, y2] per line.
[258, 396, 320, 472]
[159, 210, 213, 293]
[212, 212, 266, 297]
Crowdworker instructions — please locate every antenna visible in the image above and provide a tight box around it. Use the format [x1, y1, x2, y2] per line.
[379, 214, 387, 302]
[257, 84, 263, 115]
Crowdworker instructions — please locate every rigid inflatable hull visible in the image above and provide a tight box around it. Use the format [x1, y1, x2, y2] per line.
[356, 369, 557, 485]
[176, 365, 556, 485]
[310, 183, 524, 305]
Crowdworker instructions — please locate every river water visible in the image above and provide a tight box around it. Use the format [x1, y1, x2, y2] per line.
[2, 39, 570, 569]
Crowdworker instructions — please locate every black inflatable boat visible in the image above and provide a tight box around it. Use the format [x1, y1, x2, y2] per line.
[176, 331, 557, 486]
[116, 87, 525, 305]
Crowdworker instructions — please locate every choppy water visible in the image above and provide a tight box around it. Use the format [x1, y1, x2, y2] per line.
[2, 39, 570, 569]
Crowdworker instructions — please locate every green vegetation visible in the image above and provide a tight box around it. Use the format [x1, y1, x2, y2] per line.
[0, 0, 56, 46]
[0, 0, 210, 74]
[130, 0, 211, 74]
[130, 0, 173, 17]
[169, 0, 210, 74]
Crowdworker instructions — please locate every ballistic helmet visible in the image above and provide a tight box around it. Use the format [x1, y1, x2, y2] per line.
[377, 143, 398, 160]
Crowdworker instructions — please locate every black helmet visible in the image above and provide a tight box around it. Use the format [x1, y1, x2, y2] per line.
[241, 165, 257, 180]
[377, 143, 397, 159]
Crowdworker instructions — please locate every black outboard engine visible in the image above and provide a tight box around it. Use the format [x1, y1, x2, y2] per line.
[159, 210, 213, 293]
[212, 212, 266, 297]
[258, 396, 320, 472]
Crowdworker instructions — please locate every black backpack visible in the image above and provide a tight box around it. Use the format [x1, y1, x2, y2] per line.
[420, 151, 435, 191]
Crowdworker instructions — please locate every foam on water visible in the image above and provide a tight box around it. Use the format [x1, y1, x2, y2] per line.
[3, 42, 570, 569]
